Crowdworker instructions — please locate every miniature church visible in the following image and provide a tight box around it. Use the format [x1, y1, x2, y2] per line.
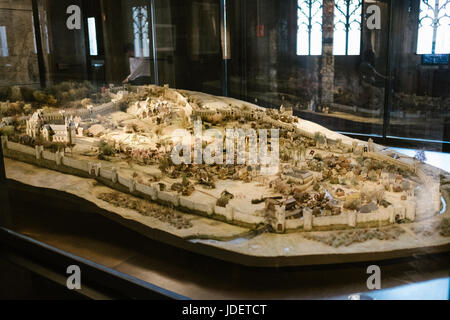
[26, 110, 76, 144]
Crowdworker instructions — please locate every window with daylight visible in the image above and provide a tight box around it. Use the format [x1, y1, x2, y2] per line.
[132, 6, 150, 57]
[417, 0, 450, 54]
[32, 12, 50, 55]
[333, 0, 362, 55]
[87, 17, 98, 56]
[0, 26, 8, 57]
[297, 0, 323, 55]
[32, 14, 37, 54]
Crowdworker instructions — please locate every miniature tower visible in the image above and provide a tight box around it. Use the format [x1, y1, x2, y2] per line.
[352, 141, 358, 154]
[26, 109, 44, 138]
[65, 116, 76, 145]
[368, 138, 374, 152]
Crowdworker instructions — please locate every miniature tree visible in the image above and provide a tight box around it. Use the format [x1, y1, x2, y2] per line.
[314, 132, 325, 146]
[313, 153, 323, 161]
[99, 141, 115, 156]
[159, 157, 170, 173]
[414, 150, 427, 163]
[0, 125, 14, 137]
[10, 86, 22, 101]
[0, 86, 12, 101]
[375, 189, 385, 205]
[67, 143, 76, 154]
[368, 170, 378, 181]
[23, 104, 33, 115]
[313, 183, 321, 192]
[182, 173, 189, 187]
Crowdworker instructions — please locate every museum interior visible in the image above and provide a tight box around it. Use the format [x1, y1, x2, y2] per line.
[0, 0, 449, 300]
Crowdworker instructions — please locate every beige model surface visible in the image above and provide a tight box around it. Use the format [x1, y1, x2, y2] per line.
[2, 85, 449, 266]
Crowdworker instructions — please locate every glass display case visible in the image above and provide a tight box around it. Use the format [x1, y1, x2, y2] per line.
[0, 0, 449, 299]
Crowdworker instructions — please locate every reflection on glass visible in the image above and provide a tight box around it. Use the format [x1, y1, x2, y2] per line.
[87, 17, 98, 56]
[333, 0, 362, 55]
[417, 0, 450, 54]
[0, 26, 8, 57]
[32, 13, 37, 54]
[389, 0, 450, 144]
[43, 10, 50, 54]
[132, 5, 150, 58]
[297, 0, 323, 55]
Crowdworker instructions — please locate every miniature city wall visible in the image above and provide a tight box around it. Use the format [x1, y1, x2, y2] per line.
[2, 85, 441, 232]
[2, 132, 431, 232]
[14, 101, 121, 126]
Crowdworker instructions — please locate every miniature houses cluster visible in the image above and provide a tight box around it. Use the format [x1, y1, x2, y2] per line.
[1, 85, 443, 234]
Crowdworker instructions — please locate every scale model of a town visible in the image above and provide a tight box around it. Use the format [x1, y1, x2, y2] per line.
[1, 84, 449, 266]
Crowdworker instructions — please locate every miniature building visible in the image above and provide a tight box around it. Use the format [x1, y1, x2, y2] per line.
[282, 168, 313, 185]
[26, 110, 76, 144]
[26, 109, 44, 138]
[285, 198, 297, 211]
[368, 138, 374, 152]
[273, 203, 286, 233]
[280, 105, 293, 116]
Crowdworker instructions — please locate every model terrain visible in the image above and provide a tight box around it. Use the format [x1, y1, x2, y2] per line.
[1, 83, 449, 266]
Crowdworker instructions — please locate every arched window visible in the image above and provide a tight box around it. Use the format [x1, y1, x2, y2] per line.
[132, 6, 150, 57]
[296, 0, 363, 56]
[417, 0, 450, 54]
[333, 0, 362, 55]
[296, 0, 323, 55]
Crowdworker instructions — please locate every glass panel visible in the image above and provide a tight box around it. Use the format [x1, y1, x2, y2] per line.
[228, 0, 388, 137]
[0, 0, 449, 300]
[103, 0, 155, 85]
[388, 0, 450, 147]
[0, 1, 40, 87]
[153, 0, 223, 95]
[132, 5, 150, 58]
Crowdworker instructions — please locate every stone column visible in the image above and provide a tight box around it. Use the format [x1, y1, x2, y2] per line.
[95, 163, 101, 177]
[111, 167, 118, 183]
[129, 177, 136, 193]
[388, 206, 395, 223]
[226, 204, 234, 222]
[1, 136, 8, 150]
[55, 151, 63, 166]
[320, 0, 335, 107]
[35, 145, 43, 160]
[348, 211, 356, 227]
[405, 201, 416, 221]
[303, 209, 313, 231]
[88, 162, 94, 175]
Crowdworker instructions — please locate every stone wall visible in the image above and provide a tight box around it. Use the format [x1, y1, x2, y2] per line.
[62, 156, 89, 172]
[416, 167, 441, 215]
[6, 141, 34, 156]
[20, 101, 120, 125]
[364, 151, 414, 172]
[2, 136, 423, 232]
